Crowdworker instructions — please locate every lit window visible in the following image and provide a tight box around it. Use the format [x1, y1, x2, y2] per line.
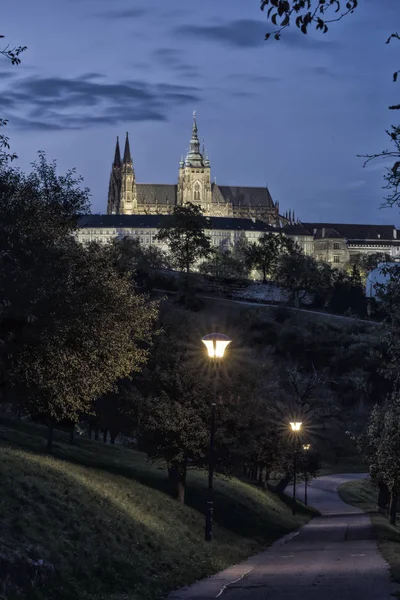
[333, 255, 340, 263]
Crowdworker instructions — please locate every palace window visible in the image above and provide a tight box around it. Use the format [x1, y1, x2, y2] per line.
[333, 255, 340, 263]
[333, 242, 340, 250]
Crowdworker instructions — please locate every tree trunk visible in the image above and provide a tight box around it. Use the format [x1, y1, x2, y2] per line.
[103, 429, 108, 444]
[69, 423, 75, 444]
[94, 427, 99, 441]
[275, 472, 292, 494]
[390, 489, 398, 526]
[377, 480, 390, 513]
[47, 420, 54, 453]
[110, 430, 118, 445]
[262, 266, 266, 283]
[168, 461, 187, 504]
[258, 466, 267, 489]
[88, 425, 92, 440]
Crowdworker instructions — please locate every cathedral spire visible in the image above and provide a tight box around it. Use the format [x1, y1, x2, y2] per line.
[184, 111, 206, 168]
[123, 131, 132, 164]
[113, 136, 121, 166]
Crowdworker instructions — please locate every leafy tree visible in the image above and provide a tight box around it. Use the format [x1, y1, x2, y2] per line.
[261, 1, 358, 40]
[360, 394, 400, 524]
[156, 203, 212, 287]
[111, 236, 167, 291]
[0, 154, 158, 450]
[276, 249, 317, 306]
[244, 232, 296, 283]
[260, 2, 399, 211]
[0, 34, 27, 162]
[199, 247, 248, 280]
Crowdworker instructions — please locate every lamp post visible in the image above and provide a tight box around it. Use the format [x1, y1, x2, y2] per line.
[289, 421, 302, 516]
[302, 444, 311, 506]
[201, 333, 232, 542]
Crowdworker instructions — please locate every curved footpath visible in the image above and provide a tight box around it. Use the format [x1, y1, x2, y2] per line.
[169, 474, 395, 600]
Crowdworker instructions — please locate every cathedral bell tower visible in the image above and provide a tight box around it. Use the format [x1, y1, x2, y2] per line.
[107, 136, 122, 214]
[107, 132, 137, 215]
[120, 132, 136, 214]
[178, 112, 212, 213]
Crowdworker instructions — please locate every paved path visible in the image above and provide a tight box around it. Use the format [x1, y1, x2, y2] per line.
[169, 474, 394, 600]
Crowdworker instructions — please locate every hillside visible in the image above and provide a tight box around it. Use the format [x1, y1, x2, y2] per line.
[0, 419, 313, 600]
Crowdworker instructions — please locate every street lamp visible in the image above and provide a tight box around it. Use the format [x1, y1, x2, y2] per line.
[302, 444, 311, 506]
[201, 333, 232, 542]
[289, 421, 302, 516]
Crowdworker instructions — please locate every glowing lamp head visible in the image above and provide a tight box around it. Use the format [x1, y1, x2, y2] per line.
[202, 333, 232, 359]
[303, 444, 311, 451]
[290, 421, 302, 432]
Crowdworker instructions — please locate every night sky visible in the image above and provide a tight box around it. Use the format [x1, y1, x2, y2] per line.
[1, 0, 399, 224]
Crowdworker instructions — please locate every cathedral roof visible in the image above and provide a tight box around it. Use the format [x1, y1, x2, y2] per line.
[215, 185, 275, 208]
[136, 184, 178, 205]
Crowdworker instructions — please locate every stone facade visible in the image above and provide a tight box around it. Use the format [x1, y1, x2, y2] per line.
[107, 113, 279, 226]
[77, 214, 274, 252]
[283, 222, 400, 266]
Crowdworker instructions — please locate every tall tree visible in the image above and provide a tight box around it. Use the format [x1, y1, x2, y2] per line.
[276, 249, 317, 306]
[156, 203, 212, 286]
[245, 232, 296, 283]
[0, 154, 158, 450]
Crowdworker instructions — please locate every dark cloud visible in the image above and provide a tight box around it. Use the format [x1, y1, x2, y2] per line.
[0, 71, 17, 80]
[1, 76, 200, 131]
[224, 73, 280, 84]
[153, 48, 182, 67]
[174, 19, 338, 50]
[90, 8, 147, 19]
[152, 47, 202, 80]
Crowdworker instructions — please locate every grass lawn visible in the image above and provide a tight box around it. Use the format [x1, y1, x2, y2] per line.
[339, 478, 400, 590]
[0, 418, 314, 600]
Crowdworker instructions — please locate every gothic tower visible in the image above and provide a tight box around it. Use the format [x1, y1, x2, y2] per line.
[120, 132, 136, 215]
[107, 137, 122, 214]
[178, 112, 212, 213]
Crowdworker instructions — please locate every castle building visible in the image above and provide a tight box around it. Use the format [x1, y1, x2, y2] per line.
[107, 112, 279, 226]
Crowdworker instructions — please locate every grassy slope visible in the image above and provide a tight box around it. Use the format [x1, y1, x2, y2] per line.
[0, 419, 313, 600]
[339, 479, 400, 587]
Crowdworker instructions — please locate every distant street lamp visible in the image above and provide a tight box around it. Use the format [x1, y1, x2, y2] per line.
[201, 333, 232, 542]
[302, 443, 311, 506]
[290, 421, 302, 516]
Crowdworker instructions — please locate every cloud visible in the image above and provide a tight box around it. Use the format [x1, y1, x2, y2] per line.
[174, 19, 338, 50]
[151, 48, 202, 80]
[224, 73, 280, 84]
[90, 8, 147, 19]
[1, 76, 201, 131]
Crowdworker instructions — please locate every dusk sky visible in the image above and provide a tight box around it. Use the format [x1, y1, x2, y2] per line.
[1, 0, 399, 223]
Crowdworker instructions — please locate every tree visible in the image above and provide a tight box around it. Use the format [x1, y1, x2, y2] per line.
[0, 154, 158, 450]
[360, 394, 400, 524]
[199, 247, 248, 280]
[156, 203, 212, 286]
[137, 304, 276, 503]
[260, 2, 399, 211]
[0, 34, 27, 162]
[244, 232, 296, 283]
[276, 249, 317, 306]
[261, 1, 358, 40]
[111, 236, 167, 291]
